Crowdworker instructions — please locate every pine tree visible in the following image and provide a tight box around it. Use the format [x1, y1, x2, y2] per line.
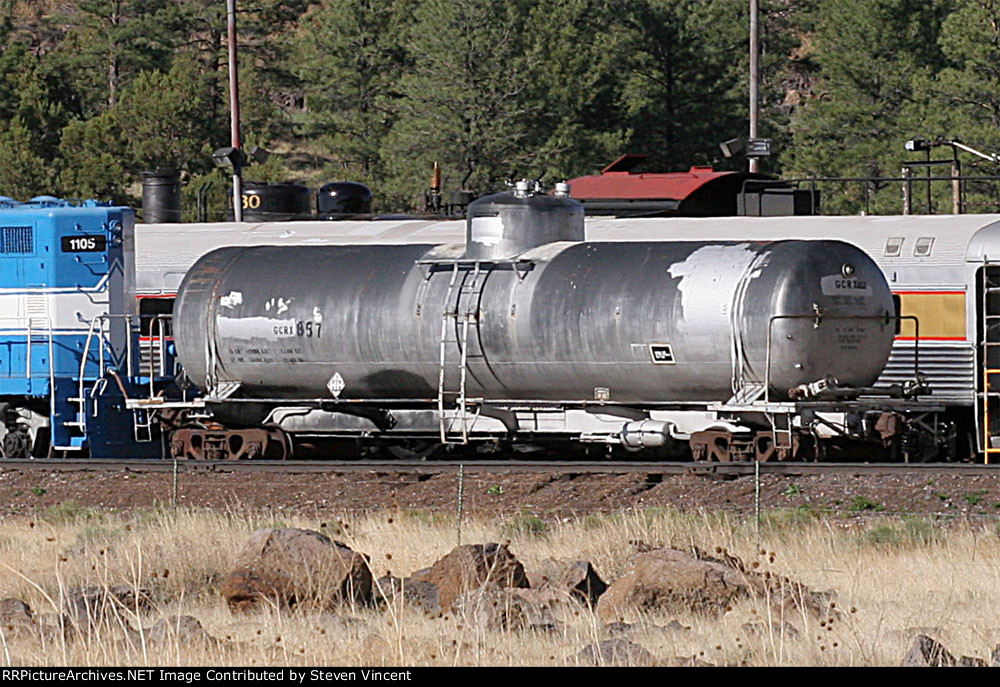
[0, 117, 50, 199]
[783, 0, 953, 213]
[380, 0, 538, 209]
[920, 0, 1000, 211]
[294, 0, 410, 185]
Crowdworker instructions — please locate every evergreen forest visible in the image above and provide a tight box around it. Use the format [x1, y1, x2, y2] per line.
[1, 0, 998, 217]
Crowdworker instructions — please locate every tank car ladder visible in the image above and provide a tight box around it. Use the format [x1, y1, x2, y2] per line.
[979, 266, 1000, 462]
[437, 262, 484, 444]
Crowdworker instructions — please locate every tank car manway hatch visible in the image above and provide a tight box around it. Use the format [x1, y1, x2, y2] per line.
[167, 182, 928, 461]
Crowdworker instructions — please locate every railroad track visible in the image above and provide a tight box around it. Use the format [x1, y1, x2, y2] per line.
[1, 458, 999, 476]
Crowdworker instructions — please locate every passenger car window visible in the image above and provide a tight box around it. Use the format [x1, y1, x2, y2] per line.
[884, 237, 904, 257]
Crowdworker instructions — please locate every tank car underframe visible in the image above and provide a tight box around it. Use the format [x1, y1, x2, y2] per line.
[163, 396, 947, 461]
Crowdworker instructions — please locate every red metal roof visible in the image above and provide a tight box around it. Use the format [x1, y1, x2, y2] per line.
[568, 154, 739, 200]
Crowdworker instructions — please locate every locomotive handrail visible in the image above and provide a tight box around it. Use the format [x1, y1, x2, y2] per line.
[0, 317, 54, 382]
[76, 313, 143, 425]
[762, 313, 920, 404]
[146, 314, 172, 395]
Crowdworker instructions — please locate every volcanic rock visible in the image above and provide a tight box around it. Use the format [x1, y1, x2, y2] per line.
[901, 634, 957, 667]
[64, 586, 151, 626]
[376, 575, 442, 617]
[421, 543, 528, 611]
[221, 528, 371, 612]
[597, 547, 750, 621]
[529, 559, 607, 606]
[574, 638, 655, 666]
[0, 598, 35, 637]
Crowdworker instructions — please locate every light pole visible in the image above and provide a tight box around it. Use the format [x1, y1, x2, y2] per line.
[227, 0, 242, 221]
[749, 0, 759, 173]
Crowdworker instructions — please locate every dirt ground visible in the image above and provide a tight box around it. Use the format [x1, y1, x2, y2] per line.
[3, 465, 1000, 522]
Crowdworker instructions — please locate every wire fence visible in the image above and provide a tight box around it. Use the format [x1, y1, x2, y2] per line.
[11, 463, 1000, 536]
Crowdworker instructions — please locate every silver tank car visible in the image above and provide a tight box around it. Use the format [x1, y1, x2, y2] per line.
[174, 191, 895, 407]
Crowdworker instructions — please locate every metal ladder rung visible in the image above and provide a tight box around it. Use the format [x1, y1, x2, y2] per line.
[437, 261, 485, 444]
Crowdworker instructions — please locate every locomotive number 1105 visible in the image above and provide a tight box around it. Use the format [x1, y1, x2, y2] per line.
[61, 235, 107, 252]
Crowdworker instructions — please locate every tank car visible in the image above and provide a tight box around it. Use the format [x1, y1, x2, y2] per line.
[169, 182, 904, 460]
[586, 213, 1000, 460]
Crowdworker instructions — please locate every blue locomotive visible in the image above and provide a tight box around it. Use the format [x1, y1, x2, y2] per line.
[0, 197, 173, 457]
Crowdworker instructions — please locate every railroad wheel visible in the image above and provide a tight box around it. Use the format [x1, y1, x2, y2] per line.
[386, 441, 440, 460]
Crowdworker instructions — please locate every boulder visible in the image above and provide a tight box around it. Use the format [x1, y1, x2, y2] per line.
[449, 584, 561, 632]
[0, 598, 35, 637]
[598, 547, 750, 621]
[992, 644, 1000, 668]
[741, 621, 800, 640]
[957, 656, 987, 667]
[376, 575, 442, 617]
[530, 559, 607, 607]
[421, 543, 528, 611]
[661, 655, 716, 667]
[146, 615, 217, 647]
[901, 634, 956, 667]
[574, 638, 655, 667]
[451, 584, 529, 631]
[64, 586, 151, 627]
[506, 588, 563, 628]
[220, 528, 371, 612]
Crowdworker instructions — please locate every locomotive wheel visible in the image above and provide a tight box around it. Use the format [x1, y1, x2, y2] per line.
[2, 429, 31, 458]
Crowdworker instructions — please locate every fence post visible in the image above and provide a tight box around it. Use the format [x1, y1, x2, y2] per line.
[457, 463, 464, 546]
[754, 459, 761, 538]
[172, 457, 179, 508]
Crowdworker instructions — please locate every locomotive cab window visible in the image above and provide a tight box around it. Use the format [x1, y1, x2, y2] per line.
[138, 297, 174, 336]
[884, 237, 904, 257]
[913, 237, 935, 257]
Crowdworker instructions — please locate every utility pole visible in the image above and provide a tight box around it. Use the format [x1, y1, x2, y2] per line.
[227, 0, 243, 221]
[749, 0, 759, 173]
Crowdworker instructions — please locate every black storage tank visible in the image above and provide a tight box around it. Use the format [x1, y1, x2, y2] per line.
[141, 169, 182, 223]
[317, 182, 372, 219]
[239, 182, 312, 221]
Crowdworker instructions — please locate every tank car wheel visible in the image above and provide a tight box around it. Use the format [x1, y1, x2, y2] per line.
[386, 441, 440, 460]
[689, 430, 734, 462]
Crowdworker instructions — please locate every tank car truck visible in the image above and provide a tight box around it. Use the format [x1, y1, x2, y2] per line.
[168, 182, 921, 461]
[0, 197, 176, 457]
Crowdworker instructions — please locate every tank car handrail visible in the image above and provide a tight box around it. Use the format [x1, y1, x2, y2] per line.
[763, 313, 919, 404]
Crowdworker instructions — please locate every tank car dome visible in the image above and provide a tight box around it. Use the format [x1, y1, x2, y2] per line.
[317, 181, 373, 216]
[464, 180, 584, 259]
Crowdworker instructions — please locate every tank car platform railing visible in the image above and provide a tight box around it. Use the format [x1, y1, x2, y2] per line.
[761, 313, 920, 405]
[710, 312, 922, 454]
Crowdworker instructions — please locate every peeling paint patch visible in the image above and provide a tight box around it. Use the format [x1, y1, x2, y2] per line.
[470, 216, 504, 246]
[218, 316, 297, 339]
[219, 291, 243, 308]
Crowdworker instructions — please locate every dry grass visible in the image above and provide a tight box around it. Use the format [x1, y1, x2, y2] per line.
[1, 504, 999, 666]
